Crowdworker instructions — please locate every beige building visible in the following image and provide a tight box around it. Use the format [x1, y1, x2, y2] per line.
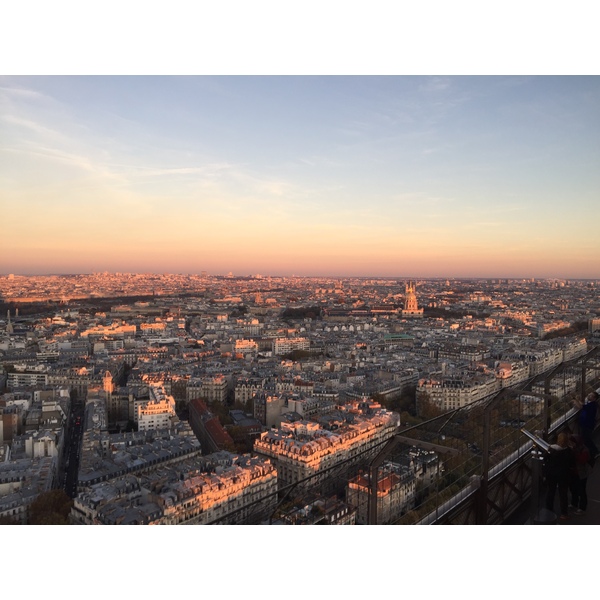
[72, 456, 278, 525]
[347, 463, 416, 525]
[157, 456, 277, 525]
[234, 378, 265, 405]
[187, 375, 228, 403]
[253, 393, 284, 429]
[273, 337, 310, 356]
[234, 339, 259, 354]
[254, 411, 399, 490]
[417, 373, 501, 412]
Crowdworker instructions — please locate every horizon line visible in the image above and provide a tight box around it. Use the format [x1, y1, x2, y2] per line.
[2, 272, 599, 281]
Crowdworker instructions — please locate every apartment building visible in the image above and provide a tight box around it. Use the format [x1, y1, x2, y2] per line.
[253, 393, 284, 429]
[72, 455, 277, 525]
[417, 373, 501, 412]
[253, 410, 399, 490]
[273, 337, 310, 356]
[137, 385, 177, 431]
[157, 455, 277, 525]
[8, 371, 48, 388]
[234, 377, 265, 405]
[347, 462, 416, 525]
[187, 375, 228, 403]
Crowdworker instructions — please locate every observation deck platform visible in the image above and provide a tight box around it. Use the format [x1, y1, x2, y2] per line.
[506, 426, 600, 525]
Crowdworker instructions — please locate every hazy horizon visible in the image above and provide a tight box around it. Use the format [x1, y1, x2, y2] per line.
[2, 271, 598, 282]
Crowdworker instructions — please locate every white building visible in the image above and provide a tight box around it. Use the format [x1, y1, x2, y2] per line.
[417, 373, 501, 412]
[273, 337, 310, 356]
[137, 385, 177, 431]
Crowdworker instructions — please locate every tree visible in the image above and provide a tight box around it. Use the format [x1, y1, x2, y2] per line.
[416, 393, 443, 419]
[28, 490, 73, 525]
[375, 386, 418, 415]
[208, 400, 232, 425]
[281, 306, 322, 321]
[233, 397, 254, 414]
[541, 320, 588, 340]
[281, 350, 313, 361]
[400, 411, 423, 426]
[0, 515, 19, 525]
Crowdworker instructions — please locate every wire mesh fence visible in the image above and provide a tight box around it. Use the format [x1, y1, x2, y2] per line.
[207, 348, 600, 525]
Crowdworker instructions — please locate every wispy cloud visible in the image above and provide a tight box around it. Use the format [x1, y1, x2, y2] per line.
[2, 114, 65, 139]
[418, 77, 452, 93]
[3, 143, 121, 181]
[0, 85, 48, 100]
[123, 163, 235, 178]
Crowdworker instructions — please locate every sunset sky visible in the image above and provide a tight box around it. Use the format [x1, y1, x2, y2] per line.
[2, 76, 599, 278]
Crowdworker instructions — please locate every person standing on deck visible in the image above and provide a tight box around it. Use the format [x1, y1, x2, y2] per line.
[545, 432, 574, 520]
[574, 391, 599, 466]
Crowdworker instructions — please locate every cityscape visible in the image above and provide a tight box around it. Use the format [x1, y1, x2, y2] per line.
[1, 272, 599, 525]
[1, 75, 599, 529]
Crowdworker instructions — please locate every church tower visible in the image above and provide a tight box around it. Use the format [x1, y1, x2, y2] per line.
[402, 281, 424, 318]
[103, 370, 114, 394]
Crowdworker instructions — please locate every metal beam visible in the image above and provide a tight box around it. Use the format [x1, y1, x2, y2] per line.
[367, 432, 460, 524]
[392, 436, 461, 456]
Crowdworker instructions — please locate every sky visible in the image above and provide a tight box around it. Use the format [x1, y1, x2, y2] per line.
[2, 75, 599, 279]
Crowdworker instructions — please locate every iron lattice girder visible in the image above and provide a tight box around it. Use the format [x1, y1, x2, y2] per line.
[387, 436, 460, 457]
[367, 432, 460, 524]
[485, 467, 528, 524]
[431, 455, 533, 525]
[368, 346, 599, 525]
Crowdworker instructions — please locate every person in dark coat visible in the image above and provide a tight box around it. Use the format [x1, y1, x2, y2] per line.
[568, 434, 592, 515]
[545, 432, 575, 520]
[574, 391, 599, 465]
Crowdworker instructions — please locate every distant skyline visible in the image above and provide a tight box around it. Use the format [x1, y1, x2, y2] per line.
[2, 76, 599, 279]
